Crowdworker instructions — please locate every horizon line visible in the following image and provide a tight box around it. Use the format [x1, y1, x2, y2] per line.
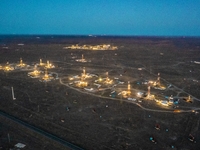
[0, 34, 200, 38]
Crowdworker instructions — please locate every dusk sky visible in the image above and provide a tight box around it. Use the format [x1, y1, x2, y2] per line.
[0, 0, 200, 36]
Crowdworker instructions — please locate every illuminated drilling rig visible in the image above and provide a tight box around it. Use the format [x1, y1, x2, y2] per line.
[82, 67, 86, 78]
[156, 73, 160, 86]
[39, 59, 55, 68]
[188, 95, 191, 101]
[105, 72, 113, 84]
[149, 73, 166, 90]
[41, 68, 53, 82]
[82, 54, 84, 62]
[81, 67, 92, 79]
[77, 76, 88, 87]
[3, 62, 14, 71]
[127, 81, 131, 95]
[76, 54, 87, 62]
[186, 95, 192, 103]
[17, 58, 26, 67]
[106, 72, 109, 82]
[119, 81, 131, 98]
[77, 74, 88, 87]
[28, 65, 41, 78]
[43, 68, 49, 80]
[146, 84, 155, 100]
[45, 60, 55, 68]
[77, 67, 92, 87]
[147, 85, 151, 99]
[39, 59, 45, 66]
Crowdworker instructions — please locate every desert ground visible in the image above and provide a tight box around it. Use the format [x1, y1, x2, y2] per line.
[0, 35, 200, 150]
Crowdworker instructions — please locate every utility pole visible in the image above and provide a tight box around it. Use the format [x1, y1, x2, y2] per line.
[8, 133, 10, 143]
[150, 66, 152, 74]
[11, 87, 16, 100]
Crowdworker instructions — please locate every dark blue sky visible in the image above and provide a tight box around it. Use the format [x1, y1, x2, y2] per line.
[0, 0, 200, 36]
